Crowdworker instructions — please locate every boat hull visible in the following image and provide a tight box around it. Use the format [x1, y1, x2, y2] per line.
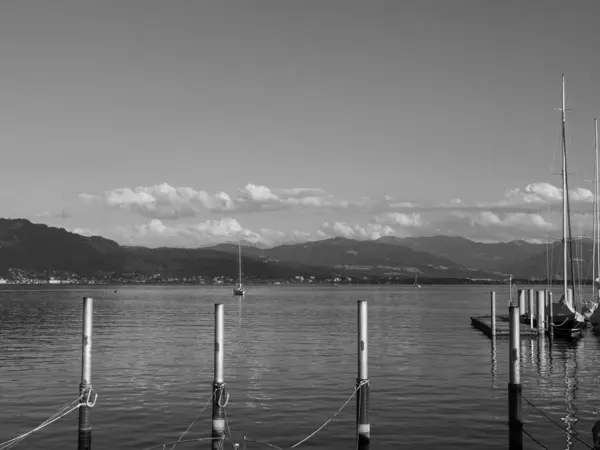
[589, 302, 600, 327]
[233, 287, 245, 296]
[551, 299, 585, 338]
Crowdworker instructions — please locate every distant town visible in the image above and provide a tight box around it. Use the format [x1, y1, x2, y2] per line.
[0, 270, 333, 285]
[0, 267, 547, 286]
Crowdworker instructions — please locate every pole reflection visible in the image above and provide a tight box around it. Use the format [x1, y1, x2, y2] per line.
[490, 335, 497, 388]
[555, 339, 582, 450]
[537, 335, 546, 378]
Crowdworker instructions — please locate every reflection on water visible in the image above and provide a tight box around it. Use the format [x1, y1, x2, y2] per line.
[517, 333, 597, 450]
[2, 285, 600, 449]
[559, 339, 581, 450]
[490, 336, 497, 388]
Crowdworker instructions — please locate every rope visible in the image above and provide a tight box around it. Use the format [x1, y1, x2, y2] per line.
[243, 439, 284, 449]
[158, 390, 216, 450]
[523, 427, 550, 450]
[523, 395, 594, 449]
[0, 390, 95, 450]
[142, 437, 221, 450]
[289, 380, 366, 448]
[237, 382, 366, 449]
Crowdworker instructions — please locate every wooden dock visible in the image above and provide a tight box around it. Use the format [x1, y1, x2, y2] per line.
[470, 315, 541, 337]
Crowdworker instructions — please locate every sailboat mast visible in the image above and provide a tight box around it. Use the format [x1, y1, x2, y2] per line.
[561, 75, 568, 301]
[238, 241, 242, 284]
[594, 118, 599, 294]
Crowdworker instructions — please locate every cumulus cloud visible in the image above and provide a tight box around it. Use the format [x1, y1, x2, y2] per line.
[375, 212, 422, 227]
[80, 182, 346, 219]
[112, 218, 400, 248]
[319, 221, 397, 240]
[258, 227, 315, 246]
[115, 218, 271, 248]
[81, 183, 235, 219]
[73, 180, 597, 245]
[383, 182, 593, 215]
[423, 211, 559, 243]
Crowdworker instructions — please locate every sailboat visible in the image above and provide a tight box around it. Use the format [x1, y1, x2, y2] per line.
[551, 75, 586, 337]
[413, 273, 421, 288]
[584, 118, 600, 323]
[233, 241, 245, 296]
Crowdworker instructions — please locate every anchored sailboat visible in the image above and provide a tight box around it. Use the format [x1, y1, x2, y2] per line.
[551, 75, 585, 337]
[413, 273, 421, 288]
[233, 241, 245, 296]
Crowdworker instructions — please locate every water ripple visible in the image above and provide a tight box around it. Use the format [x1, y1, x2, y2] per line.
[0, 285, 599, 449]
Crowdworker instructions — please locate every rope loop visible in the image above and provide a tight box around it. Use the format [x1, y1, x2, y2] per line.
[84, 387, 98, 408]
[217, 383, 230, 408]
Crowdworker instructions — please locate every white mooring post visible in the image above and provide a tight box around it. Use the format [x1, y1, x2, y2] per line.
[357, 300, 370, 448]
[78, 297, 93, 450]
[212, 304, 226, 450]
[508, 305, 523, 450]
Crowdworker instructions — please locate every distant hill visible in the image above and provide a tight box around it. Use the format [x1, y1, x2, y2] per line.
[209, 236, 499, 279]
[0, 218, 122, 275]
[0, 218, 582, 281]
[377, 235, 548, 272]
[0, 219, 331, 280]
[507, 238, 594, 279]
[210, 239, 270, 250]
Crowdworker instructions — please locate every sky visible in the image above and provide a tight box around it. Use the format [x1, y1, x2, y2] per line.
[3, 0, 600, 247]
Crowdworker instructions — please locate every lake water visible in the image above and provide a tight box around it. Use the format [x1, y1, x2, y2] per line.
[0, 284, 598, 449]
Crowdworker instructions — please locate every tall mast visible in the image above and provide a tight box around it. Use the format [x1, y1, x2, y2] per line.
[592, 117, 600, 290]
[562, 75, 568, 300]
[238, 241, 242, 285]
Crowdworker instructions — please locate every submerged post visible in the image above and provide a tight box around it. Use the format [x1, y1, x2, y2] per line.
[536, 290, 545, 334]
[357, 300, 370, 448]
[78, 297, 93, 450]
[490, 291, 496, 337]
[212, 304, 226, 449]
[508, 305, 523, 450]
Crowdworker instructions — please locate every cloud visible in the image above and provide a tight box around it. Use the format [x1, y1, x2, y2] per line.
[35, 209, 71, 220]
[112, 217, 404, 248]
[69, 227, 99, 237]
[374, 212, 422, 227]
[115, 218, 269, 247]
[80, 180, 594, 221]
[422, 211, 559, 243]
[319, 221, 397, 240]
[74, 180, 597, 245]
[257, 228, 316, 246]
[80, 182, 347, 219]
[383, 182, 593, 215]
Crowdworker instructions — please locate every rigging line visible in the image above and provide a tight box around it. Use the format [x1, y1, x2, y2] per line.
[522, 427, 550, 450]
[563, 116, 578, 310]
[522, 395, 593, 449]
[547, 119, 563, 291]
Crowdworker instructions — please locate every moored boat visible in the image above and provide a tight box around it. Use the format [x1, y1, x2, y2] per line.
[549, 75, 584, 338]
[233, 241, 245, 296]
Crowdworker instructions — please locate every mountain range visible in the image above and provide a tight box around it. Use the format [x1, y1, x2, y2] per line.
[0, 218, 593, 282]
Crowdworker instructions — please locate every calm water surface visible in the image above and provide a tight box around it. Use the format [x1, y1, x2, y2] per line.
[0, 285, 598, 449]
